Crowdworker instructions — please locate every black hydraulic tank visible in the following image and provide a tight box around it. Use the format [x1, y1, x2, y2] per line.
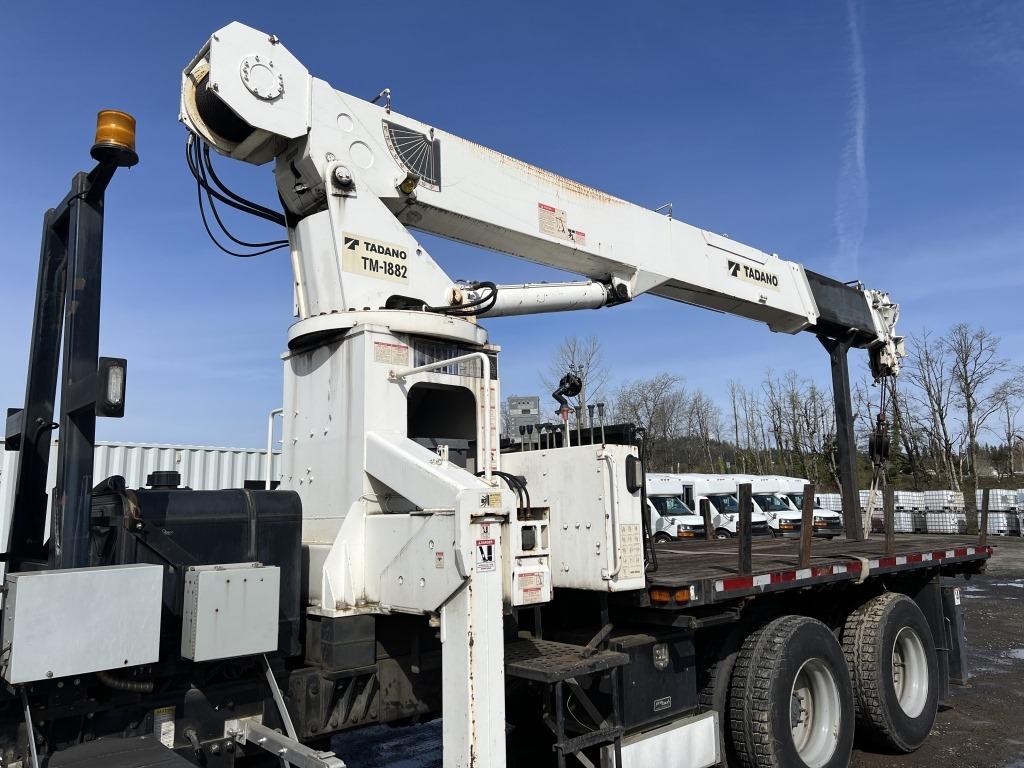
[93, 486, 302, 657]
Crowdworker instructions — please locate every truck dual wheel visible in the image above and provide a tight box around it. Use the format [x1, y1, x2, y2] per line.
[841, 592, 938, 752]
[729, 615, 855, 768]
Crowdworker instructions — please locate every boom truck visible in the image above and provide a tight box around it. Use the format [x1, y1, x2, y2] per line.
[0, 21, 992, 768]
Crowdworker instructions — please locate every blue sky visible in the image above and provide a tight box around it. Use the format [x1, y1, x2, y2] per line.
[1, 1, 1021, 447]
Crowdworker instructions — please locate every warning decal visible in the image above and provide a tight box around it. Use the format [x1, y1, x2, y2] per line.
[619, 524, 643, 579]
[518, 571, 544, 604]
[342, 233, 410, 283]
[153, 706, 176, 748]
[538, 203, 586, 247]
[476, 539, 496, 572]
[373, 340, 410, 366]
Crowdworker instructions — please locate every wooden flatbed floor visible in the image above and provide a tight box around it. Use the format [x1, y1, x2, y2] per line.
[645, 535, 992, 607]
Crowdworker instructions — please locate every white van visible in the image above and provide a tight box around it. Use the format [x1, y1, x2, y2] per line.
[645, 474, 708, 542]
[672, 474, 772, 539]
[749, 475, 844, 539]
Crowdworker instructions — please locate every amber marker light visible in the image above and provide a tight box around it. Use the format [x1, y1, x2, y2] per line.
[91, 110, 139, 167]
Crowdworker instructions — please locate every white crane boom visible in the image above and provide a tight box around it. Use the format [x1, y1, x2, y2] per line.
[181, 21, 903, 379]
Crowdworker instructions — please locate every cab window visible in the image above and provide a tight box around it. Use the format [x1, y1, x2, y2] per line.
[707, 493, 738, 514]
[753, 493, 790, 512]
[651, 495, 693, 516]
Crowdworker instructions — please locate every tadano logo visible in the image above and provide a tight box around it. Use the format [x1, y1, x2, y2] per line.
[726, 259, 780, 291]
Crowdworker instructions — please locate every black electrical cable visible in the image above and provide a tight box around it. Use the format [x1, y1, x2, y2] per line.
[185, 134, 286, 226]
[498, 471, 531, 513]
[478, 470, 531, 515]
[195, 148, 288, 249]
[188, 137, 289, 238]
[478, 471, 522, 512]
[185, 134, 290, 257]
[424, 282, 499, 316]
[201, 143, 286, 224]
[195, 183, 288, 258]
[427, 287, 497, 316]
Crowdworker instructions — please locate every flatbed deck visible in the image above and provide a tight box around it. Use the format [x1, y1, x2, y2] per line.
[645, 535, 992, 607]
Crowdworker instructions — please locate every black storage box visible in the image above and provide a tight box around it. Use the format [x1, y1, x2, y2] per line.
[609, 631, 697, 730]
[91, 486, 303, 658]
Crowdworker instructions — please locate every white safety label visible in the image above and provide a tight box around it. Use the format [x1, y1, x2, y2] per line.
[342, 232, 410, 283]
[373, 340, 410, 366]
[518, 572, 545, 604]
[538, 203, 586, 247]
[153, 706, 175, 748]
[476, 539, 496, 572]
[619, 524, 643, 579]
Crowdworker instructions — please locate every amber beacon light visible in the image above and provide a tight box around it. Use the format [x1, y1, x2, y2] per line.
[91, 109, 139, 167]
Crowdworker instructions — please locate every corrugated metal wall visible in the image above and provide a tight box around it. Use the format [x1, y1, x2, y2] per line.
[30, 441, 281, 492]
[92, 443, 281, 490]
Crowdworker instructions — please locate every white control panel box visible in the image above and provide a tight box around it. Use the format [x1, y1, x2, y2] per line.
[2, 564, 163, 684]
[181, 563, 280, 662]
[502, 444, 646, 592]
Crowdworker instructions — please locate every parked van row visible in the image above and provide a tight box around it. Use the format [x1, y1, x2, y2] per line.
[646, 473, 845, 541]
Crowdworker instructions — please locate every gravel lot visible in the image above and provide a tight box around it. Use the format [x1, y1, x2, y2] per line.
[852, 537, 1024, 768]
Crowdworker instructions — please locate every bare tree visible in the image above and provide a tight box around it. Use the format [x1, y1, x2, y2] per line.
[945, 324, 1009, 532]
[991, 374, 1024, 476]
[611, 373, 688, 470]
[728, 380, 744, 472]
[541, 335, 608, 425]
[903, 331, 961, 488]
[687, 390, 722, 472]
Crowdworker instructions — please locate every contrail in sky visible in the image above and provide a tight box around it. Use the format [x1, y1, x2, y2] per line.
[835, 0, 868, 277]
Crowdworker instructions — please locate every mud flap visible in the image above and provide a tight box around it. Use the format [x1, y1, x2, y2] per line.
[941, 580, 969, 687]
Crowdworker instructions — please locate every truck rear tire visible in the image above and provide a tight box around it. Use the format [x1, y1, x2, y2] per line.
[729, 615, 854, 768]
[840, 592, 938, 752]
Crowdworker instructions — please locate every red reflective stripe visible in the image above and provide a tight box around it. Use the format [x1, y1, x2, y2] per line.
[713, 545, 990, 593]
[721, 577, 753, 591]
